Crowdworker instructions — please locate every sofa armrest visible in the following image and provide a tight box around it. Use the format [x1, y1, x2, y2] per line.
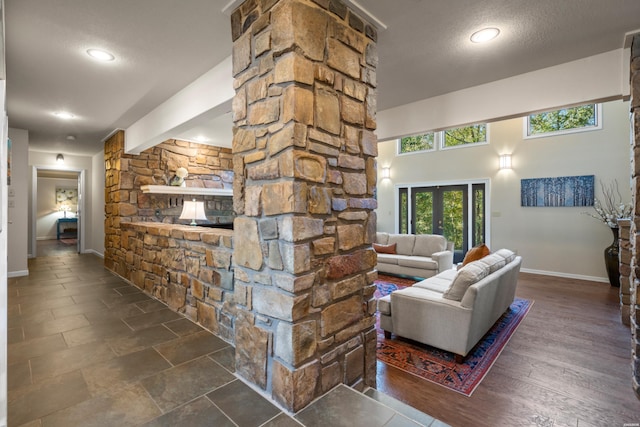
[432, 250, 453, 272]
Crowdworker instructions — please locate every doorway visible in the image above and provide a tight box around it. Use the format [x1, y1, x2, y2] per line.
[30, 167, 86, 258]
[398, 181, 488, 263]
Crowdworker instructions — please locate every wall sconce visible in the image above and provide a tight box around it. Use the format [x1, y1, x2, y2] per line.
[56, 154, 64, 164]
[499, 154, 512, 170]
[381, 167, 390, 180]
[179, 199, 207, 226]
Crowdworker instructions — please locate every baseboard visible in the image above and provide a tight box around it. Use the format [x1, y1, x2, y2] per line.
[8, 270, 29, 278]
[520, 267, 608, 284]
[36, 236, 57, 241]
[83, 249, 104, 258]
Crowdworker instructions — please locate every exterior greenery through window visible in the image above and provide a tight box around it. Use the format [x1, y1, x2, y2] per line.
[399, 133, 434, 154]
[527, 104, 599, 137]
[443, 124, 487, 148]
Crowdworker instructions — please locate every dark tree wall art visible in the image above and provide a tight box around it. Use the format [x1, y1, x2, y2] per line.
[521, 175, 594, 207]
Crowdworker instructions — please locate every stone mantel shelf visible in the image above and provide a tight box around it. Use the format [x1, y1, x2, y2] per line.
[140, 185, 232, 197]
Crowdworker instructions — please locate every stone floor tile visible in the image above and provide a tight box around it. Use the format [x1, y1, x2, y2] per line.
[140, 396, 236, 427]
[62, 318, 133, 347]
[209, 346, 236, 373]
[163, 318, 204, 336]
[16, 419, 42, 427]
[383, 414, 424, 427]
[8, 370, 90, 426]
[19, 296, 77, 316]
[15, 284, 66, 297]
[30, 341, 116, 383]
[8, 327, 24, 344]
[136, 299, 170, 313]
[106, 325, 179, 356]
[41, 383, 161, 427]
[8, 360, 31, 391]
[84, 304, 145, 325]
[114, 285, 143, 295]
[8, 310, 55, 328]
[295, 385, 395, 427]
[51, 300, 109, 319]
[123, 308, 182, 330]
[206, 379, 281, 427]
[23, 314, 90, 340]
[8, 334, 68, 364]
[154, 330, 229, 366]
[364, 389, 436, 427]
[261, 413, 305, 427]
[140, 356, 234, 412]
[81, 348, 172, 394]
[101, 292, 153, 308]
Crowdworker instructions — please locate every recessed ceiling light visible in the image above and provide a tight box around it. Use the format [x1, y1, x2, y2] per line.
[86, 48, 115, 62]
[470, 27, 500, 43]
[53, 111, 75, 120]
[194, 135, 209, 142]
[66, 135, 76, 141]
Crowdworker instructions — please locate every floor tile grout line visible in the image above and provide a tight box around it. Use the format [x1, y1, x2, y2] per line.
[205, 392, 241, 427]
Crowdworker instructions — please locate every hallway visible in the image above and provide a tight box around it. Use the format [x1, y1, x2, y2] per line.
[7, 241, 443, 426]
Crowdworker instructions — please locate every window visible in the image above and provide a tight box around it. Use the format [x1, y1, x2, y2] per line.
[398, 133, 435, 154]
[442, 124, 487, 149]
[525, 103, 601, 138]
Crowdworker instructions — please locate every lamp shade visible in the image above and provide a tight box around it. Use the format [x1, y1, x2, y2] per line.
[179, 199, 207, 226]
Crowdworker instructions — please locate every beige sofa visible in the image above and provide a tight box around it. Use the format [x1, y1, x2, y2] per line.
[377, 249, 521, 361]
[375, 232, 454, 279]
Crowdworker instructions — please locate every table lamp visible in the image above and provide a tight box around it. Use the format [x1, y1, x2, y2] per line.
[179, 199, 207, 226]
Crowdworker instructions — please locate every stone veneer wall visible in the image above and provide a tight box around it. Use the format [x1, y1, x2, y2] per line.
[230, 0, 378, 411]
[631, 34, 640, 399]
[619, 218, 632, 326]
[119, 223, 235, 342]
[105, 131, 234, 277]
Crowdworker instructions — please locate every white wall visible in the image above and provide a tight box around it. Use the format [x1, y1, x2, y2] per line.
[89, 151, 105, 257]
[377, 100, 631, 282]
[36, 177, 77, 240]
[7, 128, 29, 276]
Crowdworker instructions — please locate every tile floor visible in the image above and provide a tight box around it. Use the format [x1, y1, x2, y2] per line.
[7, 240, 448, 427]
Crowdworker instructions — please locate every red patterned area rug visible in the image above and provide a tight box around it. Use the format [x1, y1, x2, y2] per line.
[374, 275, 533, 397]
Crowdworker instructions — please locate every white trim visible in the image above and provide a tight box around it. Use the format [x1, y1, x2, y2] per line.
[7, 270, 28, 278]
[84, 249, 104, 258]
[36, 236, 57, 241]
[523, 103, 602, 140]
[520, 267, 608, 284]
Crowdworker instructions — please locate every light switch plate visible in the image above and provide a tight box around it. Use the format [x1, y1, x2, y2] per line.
[8, 188, 15, 197]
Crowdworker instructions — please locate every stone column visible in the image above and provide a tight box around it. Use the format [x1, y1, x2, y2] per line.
[618, 218, 632, 326]
[629, 33, 640, 399]
[230, 0, 378, 411]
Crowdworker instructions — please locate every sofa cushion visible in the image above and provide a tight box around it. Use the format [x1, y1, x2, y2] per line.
[377, 295, 391, 315]
[373, 243, 397, 254]
[388, 234, 416, 256]
[396, 255, 439, 270]
[443, 261, 489, 301]
[376, 254, 399, 265]
[413, 276, 451, 293]
[376, 232, 389, 245]
[462, 243, 490, 266]
[478, 253, 506, 273]
[494, 248, 516, 264]
[413, 234, 446, 257]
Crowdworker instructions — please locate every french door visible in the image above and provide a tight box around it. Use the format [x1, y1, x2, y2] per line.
[398, 183, 486, 262]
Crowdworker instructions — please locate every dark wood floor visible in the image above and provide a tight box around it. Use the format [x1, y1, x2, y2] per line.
[376, 272, 640, 426]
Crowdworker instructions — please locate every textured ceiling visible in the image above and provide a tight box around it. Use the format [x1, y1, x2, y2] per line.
[5, 0, 640, 156]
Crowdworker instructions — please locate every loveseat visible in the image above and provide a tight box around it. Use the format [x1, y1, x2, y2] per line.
[374, 232, 454, 279]
[377, 249, 522, 361]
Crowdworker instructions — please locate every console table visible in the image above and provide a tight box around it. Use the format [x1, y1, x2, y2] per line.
[57, 218, 78, 240]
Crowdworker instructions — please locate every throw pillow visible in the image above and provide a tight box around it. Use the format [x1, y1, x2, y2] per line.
[462, 243, 490, 266]
[478, 253, 506, 273]
[494, 248, 516, 264]
[443, 261, 489, 301]
[373, 243, 397, 254]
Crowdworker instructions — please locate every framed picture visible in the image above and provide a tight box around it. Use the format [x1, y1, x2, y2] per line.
[521, 175, 594, 207]
[56, 187, 78, 215]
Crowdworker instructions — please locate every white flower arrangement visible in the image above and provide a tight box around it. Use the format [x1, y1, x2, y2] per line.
[176, 167, 188, 179]
[583, 180, 632, 228]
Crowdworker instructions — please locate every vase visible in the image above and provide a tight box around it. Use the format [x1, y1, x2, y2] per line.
[604, 226, 620, 287]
